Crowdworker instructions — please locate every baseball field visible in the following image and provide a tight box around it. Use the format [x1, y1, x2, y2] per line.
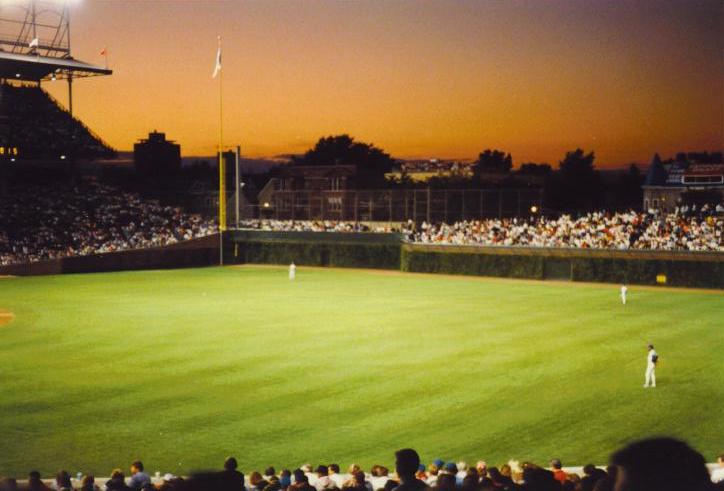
[0, 265, 722, 477]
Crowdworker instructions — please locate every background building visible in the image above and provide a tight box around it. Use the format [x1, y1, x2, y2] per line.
[133, 131, 181, 178]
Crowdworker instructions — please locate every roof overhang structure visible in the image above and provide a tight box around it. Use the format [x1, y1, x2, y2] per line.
[0, 51, 111, 81]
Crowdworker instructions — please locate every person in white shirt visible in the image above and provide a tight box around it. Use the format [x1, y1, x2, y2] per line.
[289, 262, 296, 280]
[711, 454, 724, 483]
[620, 284, 628, 305]
[644, 344, 658, 388]
[328, 465, 346, 489]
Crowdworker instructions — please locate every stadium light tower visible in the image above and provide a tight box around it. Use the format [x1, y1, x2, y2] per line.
[0, 0, 110, 115]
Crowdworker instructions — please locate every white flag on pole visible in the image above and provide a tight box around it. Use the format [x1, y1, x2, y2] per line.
[212, 37, 221, 78]
[29, 37, 39, 48]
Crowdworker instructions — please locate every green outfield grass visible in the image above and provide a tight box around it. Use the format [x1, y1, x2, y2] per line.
[0, 266, 722, 477]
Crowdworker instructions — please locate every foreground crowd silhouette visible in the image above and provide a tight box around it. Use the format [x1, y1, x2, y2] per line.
[0, 179, 217, 266]
[2, 439, 722, 491]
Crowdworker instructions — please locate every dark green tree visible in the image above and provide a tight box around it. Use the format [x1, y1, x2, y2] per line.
[517, 162, 552, 176]
[472, 149, 512, 178]
[293, 134, 395, 188]
[546, 148, 604, 212]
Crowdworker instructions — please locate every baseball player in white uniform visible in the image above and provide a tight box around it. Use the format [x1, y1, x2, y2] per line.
[644, 344, 658, 388]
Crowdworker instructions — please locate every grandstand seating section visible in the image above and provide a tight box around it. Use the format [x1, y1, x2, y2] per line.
[0, 83, 115, 160]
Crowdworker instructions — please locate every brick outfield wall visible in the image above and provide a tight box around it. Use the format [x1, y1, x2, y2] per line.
[1, 231, 722, 289]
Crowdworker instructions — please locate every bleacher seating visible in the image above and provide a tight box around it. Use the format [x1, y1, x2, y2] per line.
[0, 83, 115, 160]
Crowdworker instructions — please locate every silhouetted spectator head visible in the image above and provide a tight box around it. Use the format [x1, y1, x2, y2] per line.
[293, 469, 307, 484]
[436, 473, 456, 491]
[280, 470, 292, 489]
[225, 457, 238, 471]
[444, 463, 458, 475]
[80, 475, 96, 491]
[1, 477, 18, 491]
[396, 448, 422, 480]
[55, 470, 72, 490]
[610, 437, 713, 491]
[316, 466, 329, 477]
[329, 465, 340, 475]
[132, 461, 144, 474]
[523, 467, 560, 491]
[550, 460, 562, 470]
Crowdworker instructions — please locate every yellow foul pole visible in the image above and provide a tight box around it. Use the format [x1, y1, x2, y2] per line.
[216, 35, 226, 265]
[218, 36, 226, 233]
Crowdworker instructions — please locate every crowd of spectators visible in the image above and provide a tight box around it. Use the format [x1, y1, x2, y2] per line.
[0, 178, 217, 266]
[1, 440, 721, 491]
[238, 220, 406, 234]
[2, 188, 721, 266]
[412, 209, 722, 251]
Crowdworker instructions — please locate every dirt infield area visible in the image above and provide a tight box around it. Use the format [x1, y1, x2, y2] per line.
[0, 310, 15, 326]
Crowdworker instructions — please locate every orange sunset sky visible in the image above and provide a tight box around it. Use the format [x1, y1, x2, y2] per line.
[28, 0, 724, 166]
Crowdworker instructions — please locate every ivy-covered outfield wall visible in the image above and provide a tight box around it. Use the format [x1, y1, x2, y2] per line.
[228, 232, 724, 289]
[399, 244, 724, 288]
[3, 231, 720, 289]
[227, 230, 402, 270]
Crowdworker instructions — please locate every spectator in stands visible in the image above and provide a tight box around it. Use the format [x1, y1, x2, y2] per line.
[345, 471, 371, 491]
[0, 478, 18, 491]
[264, 476, 283, 491]
[157, 474, 182, 491]
[393, 448, 429, 491]
[53, 470, 72, 491]
[711, 455, 724, 484]
[303, 465, 317, 487]
[488, 467, 515, 491]
[28, 471, 49, 491]
[457, 463, 471, 487]
[580, 465, 607, 491]
[105, 469, 130, 491]
[425, 465, 439, 487]
[290, 470, 315, 491]
[415, 465, 428, 483]
[314, 466, 336, 491]
[250, 471, 269, 491]
[519, 465, 559, 491]
[442, 463, 457, 477]
[280, 470, 293, 491]
[222, 457, 245, 491]
[328, 466, 345, 489]
[549, 460, 566, 484]
[434, 474, 456, 491]
[80, 475, 100, 491]
[128, 461, 150, 490]
[610, 437, 713, 491]
[370, 466, 392, 491]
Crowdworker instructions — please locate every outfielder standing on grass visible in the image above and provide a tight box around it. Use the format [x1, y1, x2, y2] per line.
[644, 344, 658, 388]
[620, 284, 628, 305]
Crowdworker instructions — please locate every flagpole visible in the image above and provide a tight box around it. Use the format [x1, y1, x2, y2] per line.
[217, 35, 226, 265]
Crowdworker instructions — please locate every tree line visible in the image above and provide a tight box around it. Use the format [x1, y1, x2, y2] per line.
[294, 134, 645, 213]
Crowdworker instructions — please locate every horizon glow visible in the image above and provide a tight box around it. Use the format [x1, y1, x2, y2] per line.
[32, 0, 724, 168]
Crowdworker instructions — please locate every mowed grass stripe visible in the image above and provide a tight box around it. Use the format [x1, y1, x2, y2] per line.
[0, 266, 721, 476]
